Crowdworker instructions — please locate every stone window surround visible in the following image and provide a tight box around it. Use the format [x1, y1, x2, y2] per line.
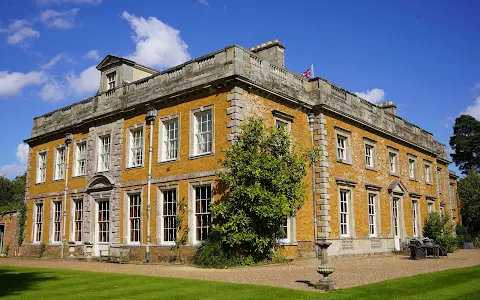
[189, 105, 215, 159]
[36, 149, 48, 184]
[363, 138, 377, 171]
[424, 160, 433, 185]
[449, 183, 456, 211]
[436, 167, 442, 194]
[157, 184, 179, 246]
[125, 123, 146, 169]
[336, 178, 356, 238]
[50, 198, 62, 245]
[53, 145, 66, 182]
[390, 192, 405, 241]
[158, 113, 181, 164]
[278, 211, 297, 245]
[32, 200, 44, 244]
[387, 146, 400, 176]
[407, 154, 417, 181]
[70, 195, 84, 245]
[273, 110, 294, 133]
[123, 188, 143, 245]
[95, 130, 113, 173]
[426, 197, 435, 213]
[73, 139, 87, 178]
[439, 202, 445, 216]
[188, 180, 213, 246]
[365, 185, 381, 238]
[334, 127, 352, 165]
[105, 68, 117, 91]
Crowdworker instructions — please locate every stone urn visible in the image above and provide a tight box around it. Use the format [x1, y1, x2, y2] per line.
[84, 242, 93, 258]
[314, 240, 338, 291]
[68, 242, 76, 257]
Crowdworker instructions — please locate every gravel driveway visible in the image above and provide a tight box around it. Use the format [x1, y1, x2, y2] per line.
[1, 249, 479, 291]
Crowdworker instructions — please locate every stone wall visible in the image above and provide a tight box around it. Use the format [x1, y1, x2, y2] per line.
[0, 212, 19, 256]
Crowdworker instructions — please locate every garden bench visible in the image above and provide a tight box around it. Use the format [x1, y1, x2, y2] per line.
[99, 246, 131, 264]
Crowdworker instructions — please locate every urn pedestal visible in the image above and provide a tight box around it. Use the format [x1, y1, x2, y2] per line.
[314, 241, 338, 291]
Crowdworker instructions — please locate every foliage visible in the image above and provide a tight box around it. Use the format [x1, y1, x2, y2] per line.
[449, 115, 480, 175]
[457, 171, 480, 236]
[170, 198, 189, 262]
[212, 117, 314, 262]
[0, 174, 26, 208]
[193, 232, 237, 268]
[423, 212, 458, 252]
[456, 224, 473, 245]
[18, 203, 27, 245]
[3, 265, 480, 299]
[2, 244, 10, 256]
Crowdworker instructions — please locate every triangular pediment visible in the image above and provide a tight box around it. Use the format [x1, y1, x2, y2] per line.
[96, 55, 135, 71]
[388, 179, 407, 194]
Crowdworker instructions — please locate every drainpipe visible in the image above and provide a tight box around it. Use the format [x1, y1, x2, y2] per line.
[62, 133, 73, 259]
[308, 114, 318, 259]
[144, 108, 157, 263]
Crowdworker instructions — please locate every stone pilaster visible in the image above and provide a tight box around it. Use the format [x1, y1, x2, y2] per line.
[315, 113, 331, 239]
[226, 87, 245, 142]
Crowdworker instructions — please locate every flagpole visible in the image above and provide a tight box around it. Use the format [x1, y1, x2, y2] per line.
[311, 64, 315, 78]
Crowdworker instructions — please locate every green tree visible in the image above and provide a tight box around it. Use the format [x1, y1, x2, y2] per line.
[457, 171, 480, 235]
[211, 117, 313, 261]
[449, 115, 480, 175]
[0, 173, 26, 213]
[423, 212, 457, 252]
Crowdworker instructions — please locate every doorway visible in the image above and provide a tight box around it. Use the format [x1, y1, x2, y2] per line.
[94, 199, 110, 256]
[392, 197, 401, 250]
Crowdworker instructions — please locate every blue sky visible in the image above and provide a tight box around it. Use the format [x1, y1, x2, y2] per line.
[0, 0, 479, 178]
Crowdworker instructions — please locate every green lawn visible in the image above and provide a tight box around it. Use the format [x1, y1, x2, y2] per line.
[1, 265, 479, 299]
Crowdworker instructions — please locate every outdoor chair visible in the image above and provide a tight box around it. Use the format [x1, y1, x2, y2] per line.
[409, 239, 426, 260]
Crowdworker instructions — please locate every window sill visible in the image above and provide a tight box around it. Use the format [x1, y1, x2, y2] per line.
[426, 182, 433, 186]
[277, 241, 298, 246]
[389, 173, 400, 178]
[189, 152, 215, 160]
[53, 178, 65, 182]
[35, 182, 46, 185]
[336, 159, 352, 166]
[158, 158, 180, 165]
[72, 175, 86, 179]
[158, 242, 176, 247]
[409, 177, 417, 182]
[365, 166, 377, 172]
[96, 170, 110, 174]
[125, 165, 144, 171]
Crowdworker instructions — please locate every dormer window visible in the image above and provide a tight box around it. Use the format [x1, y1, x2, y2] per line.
[107, 71, 116, 90]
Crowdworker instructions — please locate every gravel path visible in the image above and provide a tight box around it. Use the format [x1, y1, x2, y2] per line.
[1, 250, 479, 291]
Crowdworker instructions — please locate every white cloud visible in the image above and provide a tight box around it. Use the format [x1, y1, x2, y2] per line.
[66, 65, 100, 95]
[0, 143, 29, 178]
[0, 70, 46, 98]
[83, 49, 100, 60]
[354, 88, 385, 104]
[40, 78, 65, 103]
[37, 0, 102, 5]
[461, 96, 480, 120]
[0, 19, 40, 46]
[121, 11, 190, 69]
[197, 0, 210, 9]
[40, 8, 79, 29]
[40, 53, 68, 69]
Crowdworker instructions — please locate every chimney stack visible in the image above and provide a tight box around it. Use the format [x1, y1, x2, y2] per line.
[250, 39, 286, 67]
[378, 101, 397, 115]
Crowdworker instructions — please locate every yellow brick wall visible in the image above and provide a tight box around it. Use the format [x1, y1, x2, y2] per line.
[323, 113, 444, 239]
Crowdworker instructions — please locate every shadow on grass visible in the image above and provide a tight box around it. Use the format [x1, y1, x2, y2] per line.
[0, 268, 59, 298]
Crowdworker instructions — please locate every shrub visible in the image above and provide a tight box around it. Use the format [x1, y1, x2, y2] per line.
[423, 212, 458, 252]
[193, 234, 237, 268]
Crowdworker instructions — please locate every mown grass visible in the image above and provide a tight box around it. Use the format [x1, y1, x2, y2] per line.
[1, 265, 479, 299]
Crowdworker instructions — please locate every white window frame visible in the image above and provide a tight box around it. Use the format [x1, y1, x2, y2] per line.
[51, 200, 62, 243]
[33, 201, 44, 243]
[36, 151, 47, 184]
[367, 193, 377, 237]
[189, 182, 213, 245]
[98, 135, 111, 172]
[436, 168, 442, 194]
[74, 140, 86, 177]
[408, 155, 417, 180]
[339, 187, 354, 237]
[364, 138, 377, 169]
[159, 115, 180, 162]
[127, 192, 142, 244]
[427, 200, 434, 213]
[411, 199, 420, 238]
[424, 161, 432, 184]
[127, 126, 145, 168]
[158, 187, 178, 245]
[388, 148, 399, 175]
[335, 128, 351, 164]
[54, 146, 66, 181]
[97, 199, 110, 243]
[107, 71, 116, 90]
[191, 106, 214, 157]
[72, 197, 83, 243]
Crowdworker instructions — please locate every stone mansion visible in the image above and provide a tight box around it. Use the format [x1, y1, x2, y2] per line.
[22, 40, 460, 260]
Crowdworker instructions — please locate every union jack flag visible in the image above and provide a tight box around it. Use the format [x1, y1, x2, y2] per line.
[302, 65, 314, 78]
